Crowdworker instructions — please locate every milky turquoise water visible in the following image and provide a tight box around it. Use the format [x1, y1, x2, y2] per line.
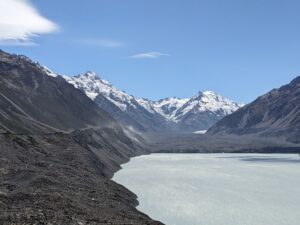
[113, 154, 300, 225]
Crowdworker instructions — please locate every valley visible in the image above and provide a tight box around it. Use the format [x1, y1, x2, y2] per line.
[1, 1, 300, 224]
[0, 49, 300, 225]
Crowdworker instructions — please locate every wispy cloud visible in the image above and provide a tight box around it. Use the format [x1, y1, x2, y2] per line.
[129, 52, 169, 59]
[75, 39, 123, 48]
[0, 40, 38, 47]
[0, 0, 58, 46]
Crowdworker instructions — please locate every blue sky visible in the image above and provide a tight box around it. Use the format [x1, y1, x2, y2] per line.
[1, 0, 300, 103]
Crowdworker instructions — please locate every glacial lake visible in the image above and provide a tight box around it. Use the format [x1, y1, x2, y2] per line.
[113, 153, 300, 225]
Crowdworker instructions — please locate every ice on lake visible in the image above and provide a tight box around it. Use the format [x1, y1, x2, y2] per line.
[113, 153, 300, 225]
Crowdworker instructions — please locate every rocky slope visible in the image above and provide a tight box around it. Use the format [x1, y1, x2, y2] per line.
[207, 76, 300, 144]
[0, 51, 114, 134]
[0, 131, 162, 225]
[63, 72, 242, 133]
[0, 50, 162, 225]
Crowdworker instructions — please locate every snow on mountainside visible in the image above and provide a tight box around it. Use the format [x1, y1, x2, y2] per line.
[18, 55, 59, 78]
[55, 70, 243, 133]
[63, 71, 137, 111]
[137, 92, 242, 123]
[137, 97, 189, 121]
[62, 72, 170, 133]
[153, 97, 189, 121]
[136, 98, 156, 114]
[174, 91, 242, 119]
[170, 91, 244, 131]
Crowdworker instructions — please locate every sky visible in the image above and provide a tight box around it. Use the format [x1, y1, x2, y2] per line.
[1, 0, 300, 103]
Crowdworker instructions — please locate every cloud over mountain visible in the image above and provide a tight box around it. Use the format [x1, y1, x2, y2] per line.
[129, 52, 169, 59]
[0, 0, 58, 45]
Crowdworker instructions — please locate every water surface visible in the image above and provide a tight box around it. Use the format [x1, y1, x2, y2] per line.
[113, 154, 300, 225]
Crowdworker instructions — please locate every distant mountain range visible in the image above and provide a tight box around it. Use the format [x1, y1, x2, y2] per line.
[61, 71, 243, 133]
[0, 49, 242, 135]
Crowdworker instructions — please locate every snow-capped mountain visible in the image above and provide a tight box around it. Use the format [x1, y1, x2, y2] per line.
[136, 91, 242, 132]
[62, 71, 243, 133]
[16, 56, 242, 133]
[139, 97, 189, 121]
[138, 92, 242, 123]
[63, 71, 136, 110]
[176, 91, 240, 117]
[63, 72, 169, 132]
[173, 91, 243, 131]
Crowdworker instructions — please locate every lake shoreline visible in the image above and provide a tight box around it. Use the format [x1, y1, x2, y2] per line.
[114, 153, 300, 225]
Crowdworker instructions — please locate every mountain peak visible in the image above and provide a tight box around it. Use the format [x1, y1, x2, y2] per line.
[194, 90, 219, 98]
[80, 71, 100, 80]
[290, 76, 300, 86]
[157, 96, 182, 103]
[203, 90, 218, 96]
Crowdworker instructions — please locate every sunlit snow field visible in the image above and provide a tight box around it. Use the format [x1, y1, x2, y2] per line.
[113, 154, 300, 225]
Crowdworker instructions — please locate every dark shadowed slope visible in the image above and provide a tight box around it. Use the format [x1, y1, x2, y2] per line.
[0, 50, 114, 134]
[207, 76, 300, 143]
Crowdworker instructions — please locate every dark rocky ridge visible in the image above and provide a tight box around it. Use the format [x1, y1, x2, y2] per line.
[0, 50, 115, 134]
[207, 76, 300, 143]
[0, 50, 163, 225]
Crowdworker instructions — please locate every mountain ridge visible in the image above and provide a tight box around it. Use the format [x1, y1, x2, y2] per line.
[61, 71, 243, 133]
[34, 59, 243, 133]
[207, 76, 300, 143]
